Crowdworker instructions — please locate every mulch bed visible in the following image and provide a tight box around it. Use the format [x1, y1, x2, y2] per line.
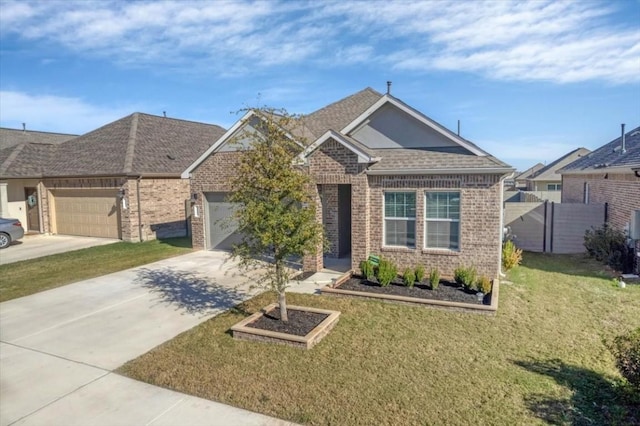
[247, 307, 329, 336]
[338, 277, 490, 305]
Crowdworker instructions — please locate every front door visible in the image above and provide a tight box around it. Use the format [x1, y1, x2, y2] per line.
[24, 187, 40, 232]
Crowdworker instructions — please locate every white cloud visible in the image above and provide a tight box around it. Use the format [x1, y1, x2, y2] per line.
[0, 91, 139, 134]
[1, 0, 638, 84]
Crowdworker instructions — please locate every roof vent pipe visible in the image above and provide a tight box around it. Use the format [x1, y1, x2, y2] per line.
[386, 81, 392, 95]
[621, 123, 626, 154]
[22, 123, 26, 132]
[163, 111, 167, 118]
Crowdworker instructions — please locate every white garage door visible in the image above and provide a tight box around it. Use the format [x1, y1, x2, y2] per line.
[53, 190, 121, 239]
[205, 192, 242, 250]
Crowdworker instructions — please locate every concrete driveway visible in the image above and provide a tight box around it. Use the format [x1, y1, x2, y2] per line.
[0, 251, 294, 426]
[0, 234, 118, 265]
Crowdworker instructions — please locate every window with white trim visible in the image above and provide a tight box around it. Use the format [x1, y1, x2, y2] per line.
[384, 192, 416, 248]
[547, 183, 562, 191]
[425, 191, 460, 250]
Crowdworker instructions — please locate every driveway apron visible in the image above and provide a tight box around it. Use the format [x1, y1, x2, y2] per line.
[0, 251, 293, 426]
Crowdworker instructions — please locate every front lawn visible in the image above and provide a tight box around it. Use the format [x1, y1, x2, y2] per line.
[0, 238, 192, 302]
[119, 253, 640, 425]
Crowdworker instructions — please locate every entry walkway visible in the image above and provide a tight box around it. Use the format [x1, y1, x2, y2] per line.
[0, 251, 295, 426]
[289, 257, 351, 294]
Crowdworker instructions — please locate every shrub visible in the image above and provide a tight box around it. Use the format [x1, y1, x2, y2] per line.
[403, 268, 415, 288]
[608, 328, 640, 390]
[584, 225, 629, 272]
[415, 264, 425, 283]
[360, 259, 375, 281]
[429, 268, 440, 290]
[502, 240, 523, 271]
[477, 276, 492, 294]
[454, 265, 477, 291]
[376, 258, 397, 287]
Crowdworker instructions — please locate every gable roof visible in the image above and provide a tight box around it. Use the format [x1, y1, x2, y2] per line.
[560, 126, 640, 174]
[528, 148, 591, 181]
[0, 127, 76, 150]
[515, 163, 544, 180]
[1, 113, 225, 179]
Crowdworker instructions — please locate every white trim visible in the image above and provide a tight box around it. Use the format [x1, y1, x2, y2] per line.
[340, 95, 488, 157]
[424, 190, 461, 251]
[382, 190, 417, 249]
[366, 167, 513, 175]
[298, 130, 379, 164]
[181, 111, 254, 178]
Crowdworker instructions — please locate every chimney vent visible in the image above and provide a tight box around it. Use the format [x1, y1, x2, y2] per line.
[22, 123, 26, 132]
[621, 123, 626, 154]
[386, 81, 392, 95]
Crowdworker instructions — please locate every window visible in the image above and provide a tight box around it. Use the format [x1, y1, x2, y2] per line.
[384, 192, 416, 248]
[425, 191, 460, 250]
[547, 183, 562, 191]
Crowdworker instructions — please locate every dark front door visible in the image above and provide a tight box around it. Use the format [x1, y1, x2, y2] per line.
[24, 187, 40, 232]
[338, 185, 352, 257]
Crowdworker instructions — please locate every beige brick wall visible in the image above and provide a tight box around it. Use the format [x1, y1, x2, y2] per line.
[190, 151, 243, 249]
[368, 174, 503, 280]
[562, 172, 640, 231]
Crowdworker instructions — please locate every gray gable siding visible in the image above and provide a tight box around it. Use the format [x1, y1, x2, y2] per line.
[350, 103, 461, 151]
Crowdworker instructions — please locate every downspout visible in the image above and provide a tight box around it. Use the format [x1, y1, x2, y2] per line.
[498, 172, 514, 278]
[137, 176, 143, 242]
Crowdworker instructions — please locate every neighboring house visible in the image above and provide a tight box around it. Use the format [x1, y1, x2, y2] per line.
[513, 162, 543, 189]
[183, 88, 514, 279]
[526, 148, 590, 192]
[560, 125, 640, 234]
[0, 128, 77, 229]
[0, 114, 225, 241]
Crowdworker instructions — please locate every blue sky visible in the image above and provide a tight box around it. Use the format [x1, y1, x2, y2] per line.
[0, 0, 638, 171]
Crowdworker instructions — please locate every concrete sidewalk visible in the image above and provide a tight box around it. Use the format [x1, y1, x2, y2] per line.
[0, 251, 296, 426]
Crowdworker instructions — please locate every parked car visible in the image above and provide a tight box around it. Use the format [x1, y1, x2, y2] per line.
[0, 218, 25, 249]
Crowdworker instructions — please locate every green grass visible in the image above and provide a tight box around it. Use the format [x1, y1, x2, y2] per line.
[0, 237, 192, 302]
[118, 253, 640, 425]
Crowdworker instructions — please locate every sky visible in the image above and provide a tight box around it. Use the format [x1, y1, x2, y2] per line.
[0, 0, 639, 172]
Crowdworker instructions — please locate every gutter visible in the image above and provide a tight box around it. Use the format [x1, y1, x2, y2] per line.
[366, 167, 515, 175]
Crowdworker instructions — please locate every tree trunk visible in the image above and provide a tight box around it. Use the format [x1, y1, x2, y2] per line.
[278, 290, 288, 322]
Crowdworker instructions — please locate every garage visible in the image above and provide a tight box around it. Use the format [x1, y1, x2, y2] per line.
[204, 192, 242, 250]
[53, 190, 121, 239]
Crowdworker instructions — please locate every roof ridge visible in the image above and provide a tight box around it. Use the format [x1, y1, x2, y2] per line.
[0, 127, 78, 137]
[134, 112, 225, 129]
[308, 87, 382, 117]
[123, 113, 139, 174]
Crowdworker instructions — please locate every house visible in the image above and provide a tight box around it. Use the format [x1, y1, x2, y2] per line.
[513, 162, 543, 189]
[0, 114, 225, 241]
[560, 125, 640, 235]
[526, 148, 590, 192]
[183, 87, 514, 279]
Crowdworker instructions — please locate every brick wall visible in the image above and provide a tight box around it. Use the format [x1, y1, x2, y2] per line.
[368, 174, 503, 279]
[562, 172, 640, 230]
[190, 151, 243, 249]
[320, 184, 340, 257]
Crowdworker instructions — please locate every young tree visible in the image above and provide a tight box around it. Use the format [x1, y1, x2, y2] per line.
[227, 108, 324, 322]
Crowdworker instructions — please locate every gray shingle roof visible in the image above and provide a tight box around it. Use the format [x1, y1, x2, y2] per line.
[304, 87, 382, 138]
[1, 113, 225, 178]
[560, 126, 640, 173]
[0, 127, 76, 150]
[528, 147, 590, 181]
[367, 148, 509, 172]
[515, 163, 544, 180]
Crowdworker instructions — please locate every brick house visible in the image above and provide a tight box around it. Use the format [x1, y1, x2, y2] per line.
[560, 125, 640, 272]
[183, 88, 514, 279]
[0, 114, 224, 241]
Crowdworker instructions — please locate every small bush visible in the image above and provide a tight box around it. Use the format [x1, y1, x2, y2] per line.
[608, 328, 640, 390]
[477, 276, 492, 294]
[454, 265, 477, 291]
[584, 225, 629, 272]
[403, 268, 415, 288]
[502, 240, 523, 271]
[376, 258, 397, 287]
[415, 264, 425, 283]
[360, 260, 375, 281]
[429, 268, 440, 290]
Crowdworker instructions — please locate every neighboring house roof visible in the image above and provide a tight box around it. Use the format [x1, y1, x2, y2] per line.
[183, 87, 513, 178]
[528, 148, 591, 182]
[560, 125, 640, 174]
[1, 113, 225, 179]
[0, 127, 77, 150]
[515, 163, 544, 180]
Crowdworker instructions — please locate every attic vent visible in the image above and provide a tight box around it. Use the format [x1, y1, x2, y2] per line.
[167, 154, 175, 160]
